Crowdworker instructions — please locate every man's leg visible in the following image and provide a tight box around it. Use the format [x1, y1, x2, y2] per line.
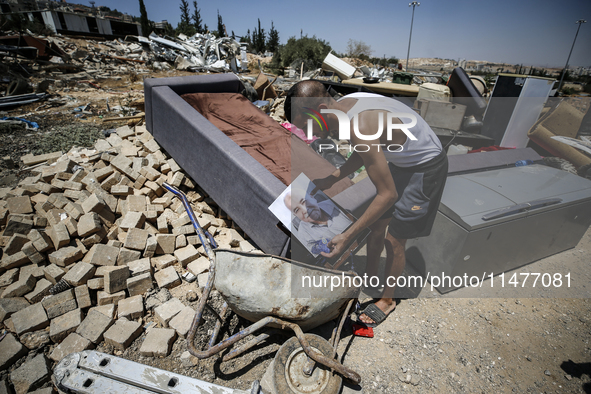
[365, 217, 391, 284]
[359, 233, 406, 325]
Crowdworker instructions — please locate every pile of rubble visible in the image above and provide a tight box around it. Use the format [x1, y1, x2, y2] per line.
[0, 125, 258, 393]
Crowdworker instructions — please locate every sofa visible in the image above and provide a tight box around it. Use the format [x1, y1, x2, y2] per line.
[144, 73, 376, 257]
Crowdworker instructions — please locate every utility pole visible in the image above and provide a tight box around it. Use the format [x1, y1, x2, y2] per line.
[405, 1, 420, 72]
[557, 19, 586, 93]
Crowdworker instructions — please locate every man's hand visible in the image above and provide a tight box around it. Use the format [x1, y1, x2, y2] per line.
[311, 175, 338, 195]
[320, 233, 348, 258]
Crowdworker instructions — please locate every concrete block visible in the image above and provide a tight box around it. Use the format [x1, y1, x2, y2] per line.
[151, 254, 177, 270]
[117, 295, 144, 320]
[174, 244, 199, 267]
[187, 256, 210, 276]
[139, 328, 176, 357]
[21, 242, 44, 265]
[6, 196, 33, 214]
[49, 332, 93, 362]
[100, 171, 121, 191]
[87, 277, 104, 290]
[11, 303, 49, 335]
[28, 229, 53, 253]
[175, 234, 187, 249]
[4, 234, 29, 256]
[197, 273, 208, 288]
[49, 308, 83, 343]
[157, 216, 168, 233]
[124, 228, 149, 251]
[0, 268, 19, 288]
[3, 215, 33, 236]
[168, 306, 196, 338]
[76, 309, 114, 343]
[154, 266, 180, 289]
[81, 193, 105, 214]
[41, 289, 77, 319]
[126, 195, 146, 212]
[127, 272, 153, 297]
[48, 222, 70, 250]
[25, 278, 52, 303]
[64, 202, 85, 220]
[48, 246, 83, 267]
[103, 319, 142, 350]
[74, 285, 92, 309]
[1, 274, 35, 298]
[117, 248, 141, 265]
[144, 235, 157, 258]
[77, 212, 102, 238]
[156, 234, 176, 254]
[62, 262, 95, 287]
[83, 244, 119, 266]
[154, 298, 184, 327]
[103, 266, 130, 294]
[44, 264, 65, 284]
[127, 258, 151, 277]
[10, 353, 50, 394]
[0, 333, 27, 370]
[89, 304, 116, 319]
[0, 251, 29, 271]
[97, 290, 125, 306]
[119, 211, 145, 230]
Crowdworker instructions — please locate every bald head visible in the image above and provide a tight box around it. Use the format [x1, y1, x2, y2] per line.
[285, 80, 334, 123]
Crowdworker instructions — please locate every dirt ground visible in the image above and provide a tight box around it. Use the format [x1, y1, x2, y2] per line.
[1, 71, 590, 394]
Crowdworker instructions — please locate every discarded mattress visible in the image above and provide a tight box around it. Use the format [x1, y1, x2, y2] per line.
[144, 74, 376, 256]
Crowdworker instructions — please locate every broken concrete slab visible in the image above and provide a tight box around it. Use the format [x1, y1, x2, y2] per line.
[10, 353, 50, 394]
[0, 333, 27, 370]
[139, 328, 176, 357]
[168, 306, 196, 338]
[154, 298, 184, 327]
[49, 332, 93, 362]
[76, 309, 114, 344]
[117, 295, 144, 320]
[103, 319, 142, 351]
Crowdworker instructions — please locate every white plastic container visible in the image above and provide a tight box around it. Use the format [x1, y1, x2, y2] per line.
[417, 83, 451, 101]
[322, 53, 356, 81]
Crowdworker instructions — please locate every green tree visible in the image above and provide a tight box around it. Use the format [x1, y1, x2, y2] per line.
[177, 0, 195, 36]
[274, 35, 331, 69]
[252, 18, 265, 53]
[267, 21, 279, 53]
[191, 1, 203, 33]
[138, 0, 150, 37]
[346, 39, 373, 58]
[216, 10, 225, 37]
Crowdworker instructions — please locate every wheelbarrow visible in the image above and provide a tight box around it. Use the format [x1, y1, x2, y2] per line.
[163, 183, 362, 394]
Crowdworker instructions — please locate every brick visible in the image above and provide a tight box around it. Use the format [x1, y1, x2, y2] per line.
[168, 306, 196, 338]
[48, 246, 83, 266]
[87, 277, 104, 290]
[48, 222, 70, 250]
[126, 195, 146, 212]
[42, 289, 77, 319]
[103, 319, 142, 351]
[21, 150, 62, 166]
[0, 251, 29, 271]
[156, 234, 176, 254]
[117, 295, 144, 319]
[49, 308, 83, 343]
[45, 208, 65, 227]
[28, 229, 52, 253]
[49, 332, 93, 362]
[10, 353, 50, 394]
[97, 290, 126, 306]
[4, 234, 30, 256]
[0, 333, 27, 370]
[63, 180, 83, 191]
[81, 244, 119, 267]
[157, 216, 168, 233]
[74, 285, 92, 309]
[62, 216, 78, 237]
[171, 213, 190, 228]
[139, 328, 176, 357]
[172, 224, 195, 236]
[120, 211, 145, 230]
[11, 303, 49, 335]
[169, 172, 184, 188]
[43, 264, 65, 284]
[126, 273, 153, 297]
[63, 262, 96, 287]
[7, 196, 33, 214]
[77, 212, 102, 238]
[81, 193, 106, 214]
[187, 257, 210, 276]
[100, 171, 121, 191]
[19, 264, 43, 280]
[111, 184, 131, 196]
[154, 298, 184, 327]
[144, 235, 157, 258]
[4, 215, 33, 236]
[1, 274, 36, 298]
[25, 278, 52, 303]
[154, 266, 180, 289]
[174, 244, 199, 267]
[151, 254, 176, 270]
[76, 309, 114, 343]
[124, 228, 149, 251]
[117, 248, 142, 265]
[127, 258, 151, 277]
[104, 266, 130, 294]
[94, 165, 114, 182]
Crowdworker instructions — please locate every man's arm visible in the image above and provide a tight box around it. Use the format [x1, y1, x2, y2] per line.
[321, 111, 397, 258]
[311, 151, 364, 194]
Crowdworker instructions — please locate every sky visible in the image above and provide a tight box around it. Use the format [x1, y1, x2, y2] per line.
[94, 0, 590, 68]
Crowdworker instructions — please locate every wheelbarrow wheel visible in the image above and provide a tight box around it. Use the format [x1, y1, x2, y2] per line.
[272, 334, 342, 394]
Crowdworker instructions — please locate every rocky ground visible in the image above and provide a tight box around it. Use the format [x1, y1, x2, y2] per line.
[1, 69, 590, 394]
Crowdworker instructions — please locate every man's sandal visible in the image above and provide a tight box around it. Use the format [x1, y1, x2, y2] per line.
[358, 303, 389, 327]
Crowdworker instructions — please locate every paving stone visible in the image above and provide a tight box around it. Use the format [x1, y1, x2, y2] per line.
[11, 303, 49, 335]
[27, 230, 52, 254]
[64, 202, 85, 220]
[77, 212, 102, 238]
[103, 266, 130, 294]
[154, 266, 181, 289]
[155, 234, 176, 254]
[197, 272, 209, 288]
[74, 285, 92, 309]
[127, 272, 153, 297]
[4, 234, 30, 256]
[0, 297, 31, 323]
[144, 235, 157, 258]
[3, 215, 33, 236]
[124, 228, 149, 251]
[180, 350, 199, 367]
[1, 274, 35, 298]
[76, 309, 114, 343]
[25, 278, 52, 303]
[117, 295, 144, 320]
[48, 246, 83, 267]
[154, 298, 184, 327]
[6, 196, 33, 214]
[119, 211, 145, 230]
[81, 193, 106, 214]
[126, 195, 146, 212]
[89, 304, 116, 319]
[21, 242, 44, 265]
[0, 269, 19, 288]
[168, 306, 196, 338]
[44, 263, 65, 284]
[10, 353, 50, 394]
[87, 277, 104, 290]
[174, 244, 199, 267]
[50, 308, 83, 343]
[97, 290, 126, 306]
[151, 254, 177, 270]
[187, 256, 210, 276]
[139, 328, 176, 357]
[127, 258, 151, 277]
[0, 251, 29, 271]
[0, 333, 27, 370]
[48, 222, 70, 250]
[62, 262, 95, 287]
[49, 332, 93, 362]
[82, 244, 119, 266]
[117, 248, 142, 266]
[103, 319, 142, 351]
[100, 171, 121, 191]
[175, 234, 187, 249]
